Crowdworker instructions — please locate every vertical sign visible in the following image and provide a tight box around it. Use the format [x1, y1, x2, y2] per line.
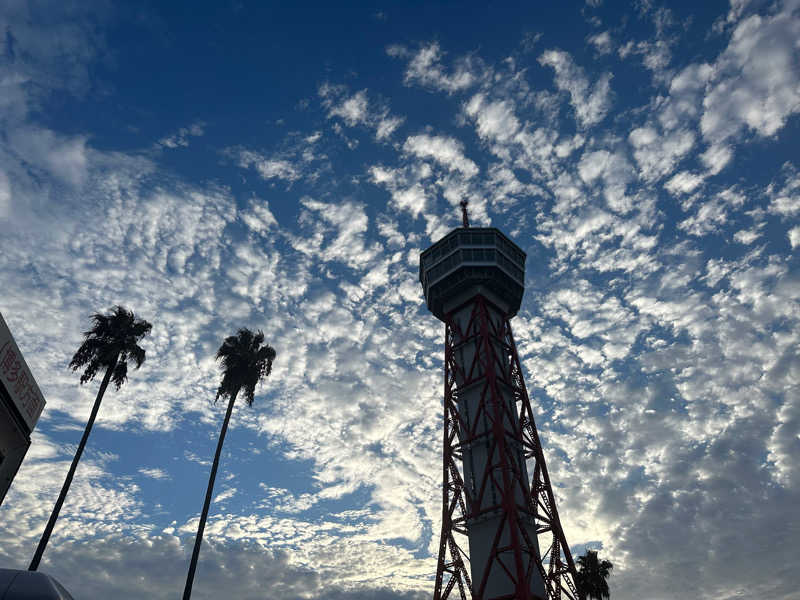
[0, 313, 46, 433]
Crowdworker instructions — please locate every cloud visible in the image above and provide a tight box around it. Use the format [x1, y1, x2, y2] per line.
[319, 85, 405, 140]
[376, 116, 405, 140]
[0, 169, 11, 218]
[232, 129, 327, 186]
[665, 171, 705, 195]
[388, 42, 480, 93]
[0, 0, 108, 118]
[257, 485, 319, 514]
[1, 7, 800, 600]
[240, 198, 279, 235]
[369, 135, 487, 229]
[0, 432, 146, 564]
[327, 89, 369, 125]
[212, 487, 237, 504]
[788, 225, 800, 248]
[618, 39, 673, 77]
[767, 163, 800, 219]
[291, 198, 382, 268]
[7, 127, 89, 186]
[701, 1, 800, 146]
[464, 94, 521, 143]
[2, 533, 422, 600]
[577, 149, 636, 213]
[678, 186, 746, 236]
[629, 125, 695, 182]
[139, 467, 170, 480]
[587, 31, 613, 55]
[157, 122, 206, 149]
[539, 49, 613, 128]
[237, 152, 302, 181]
[402, 134, 478, 178]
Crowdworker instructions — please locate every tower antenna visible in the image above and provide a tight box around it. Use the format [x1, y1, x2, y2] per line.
[460, 200, 470, 228]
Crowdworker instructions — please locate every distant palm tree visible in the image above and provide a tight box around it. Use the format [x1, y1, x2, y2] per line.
[182, 328, 276, 600]
[576, 549, 613, 600]
[29, 306, 152, 571]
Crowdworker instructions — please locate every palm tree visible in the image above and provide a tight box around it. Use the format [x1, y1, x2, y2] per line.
[29, 306, 152, 571]
[576, 549, 613, 600]
[182, 328, 276, 600]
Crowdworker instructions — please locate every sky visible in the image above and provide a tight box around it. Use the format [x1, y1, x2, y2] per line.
[0, 0, 798, 598]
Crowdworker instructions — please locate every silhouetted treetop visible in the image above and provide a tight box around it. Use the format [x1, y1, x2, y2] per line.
[576, 549, 613, 600]
[69, 305, 152, 389]
[215, 327, 276, 406]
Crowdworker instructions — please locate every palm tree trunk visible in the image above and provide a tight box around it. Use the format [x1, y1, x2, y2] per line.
[182, 390, 237, 600]
[29, 358, 117, 571]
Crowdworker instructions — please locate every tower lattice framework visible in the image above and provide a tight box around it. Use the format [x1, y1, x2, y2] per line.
[420, 221, 580, 600]
[433, 295, 579, 600]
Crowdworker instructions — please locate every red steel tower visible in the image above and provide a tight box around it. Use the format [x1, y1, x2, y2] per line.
[419, 209, 580, 600]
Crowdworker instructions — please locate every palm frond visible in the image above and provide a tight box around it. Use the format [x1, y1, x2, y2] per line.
[576, 550, 613, 600]
[111, 360, 128, 390]
[214, 328, 276, 406]
[69, 305, 152, 388]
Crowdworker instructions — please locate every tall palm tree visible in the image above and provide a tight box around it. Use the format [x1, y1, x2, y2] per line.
[576, 549, 613, 600]
[29, 306, 152, 571]
[182, 328, 276, 600]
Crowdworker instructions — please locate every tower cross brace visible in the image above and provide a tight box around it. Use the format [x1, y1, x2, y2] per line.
[420, 225, 580, 600]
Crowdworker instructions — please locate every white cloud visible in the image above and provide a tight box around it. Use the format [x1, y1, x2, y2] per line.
[788, 225, 800, 248]
[629, 126, 695, 182]
[588, 31, 613, 55]
[138, 467, 170, 480]
[403, 134, 478, 177]
[376, 217, 406, 248]
[699, 143, 733, 175]
[618, 40, 672, 79]
[240, 199, 278, 234]
[369, 164, 432, 221]
[578, 150, 611, 183]
[392, 184, 429, 219]
[8, 127, 89, 186]
[391, 42, 479, 93]
[328, 89, 369, 125]
[679, 186, 746, 236]
[2, 10, 800, 600]
[464, 94, 521, 143]
[767, 163, 800, 218]
[578, 149, 636, 213]
[3, 533, 418, 600]
[257, 485, 319, 514]
[701, 1, 800, 144]
[293, 198, 381, 268]
[660, 62, 713, 130]
[665, 171, 705, 195]
[376, 116, 404, 140]
[733, 227, 761, 244]
[0, 170, 10, 219]
[213, 487, 237, 503]
[319, 85, 405, 141]
[157, 122, 205, 149]
[236, 150, 301, 182]
[539, 49, 613, 128]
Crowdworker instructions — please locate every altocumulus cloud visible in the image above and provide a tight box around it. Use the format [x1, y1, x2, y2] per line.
[0, 1, 799, 599]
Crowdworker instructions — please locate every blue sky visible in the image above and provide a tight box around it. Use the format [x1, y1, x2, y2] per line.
[1, 1, 799, 598]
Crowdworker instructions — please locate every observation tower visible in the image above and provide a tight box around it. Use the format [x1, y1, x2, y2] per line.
[420, 202, 579, 600]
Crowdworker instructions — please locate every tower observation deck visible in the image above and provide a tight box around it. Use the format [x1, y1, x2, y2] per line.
[420, 217, 580, 600]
